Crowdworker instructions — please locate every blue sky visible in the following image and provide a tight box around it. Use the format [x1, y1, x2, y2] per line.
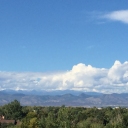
[0, 0, 128, 93]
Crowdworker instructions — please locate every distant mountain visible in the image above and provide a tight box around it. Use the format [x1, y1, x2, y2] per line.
[0, 89, 102, 96]
[0, 90, 128, 107]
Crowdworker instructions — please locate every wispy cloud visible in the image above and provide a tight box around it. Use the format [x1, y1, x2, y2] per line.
[103, 10, 128, 24]
[0, 60, 128, 93]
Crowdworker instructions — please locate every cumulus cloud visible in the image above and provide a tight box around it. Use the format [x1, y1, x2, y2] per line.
[0, 60, 128, 93]
[103, 10, 128, 24]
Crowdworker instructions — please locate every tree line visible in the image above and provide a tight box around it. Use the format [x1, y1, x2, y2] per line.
[0, 100, 128, 127]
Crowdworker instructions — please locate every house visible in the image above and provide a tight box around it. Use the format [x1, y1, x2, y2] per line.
[0, 115, 20, 125]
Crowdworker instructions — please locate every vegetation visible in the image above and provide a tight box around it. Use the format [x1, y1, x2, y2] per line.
[1, 100, 128, 127]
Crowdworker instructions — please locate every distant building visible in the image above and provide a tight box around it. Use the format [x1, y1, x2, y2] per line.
[0, 115, 20, 125]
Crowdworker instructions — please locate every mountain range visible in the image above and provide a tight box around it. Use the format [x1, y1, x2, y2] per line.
[0, 90, 128, 107]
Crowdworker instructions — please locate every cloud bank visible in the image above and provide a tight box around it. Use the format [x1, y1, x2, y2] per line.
[0, 60, 128, 93]
[104, 10, 128, 24]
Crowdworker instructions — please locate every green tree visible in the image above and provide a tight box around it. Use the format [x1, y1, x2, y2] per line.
[38, 115, 46, 128]
[57, 107, 71, 128]
[45, 111, 57, 128]
[3, 100, 23, 120]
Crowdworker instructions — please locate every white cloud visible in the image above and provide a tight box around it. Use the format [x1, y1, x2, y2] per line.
[104, 10, 128, 24]
[0, 60, 128, 93]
